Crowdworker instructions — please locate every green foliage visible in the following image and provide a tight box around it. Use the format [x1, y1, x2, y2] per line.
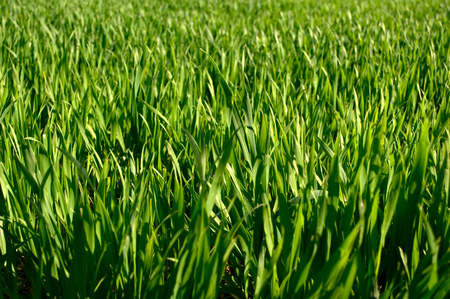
[1, 0, 450, 298]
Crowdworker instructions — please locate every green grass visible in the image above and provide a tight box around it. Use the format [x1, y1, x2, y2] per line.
[1, 0, 450, 298]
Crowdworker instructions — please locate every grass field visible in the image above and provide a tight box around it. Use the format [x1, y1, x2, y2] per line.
[1, 0, 450, 298]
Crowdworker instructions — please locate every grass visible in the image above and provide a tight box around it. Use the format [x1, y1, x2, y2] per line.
[1, 0, 450, 298]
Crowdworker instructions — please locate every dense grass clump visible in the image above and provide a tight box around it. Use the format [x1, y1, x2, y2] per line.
[1, 0, 450, 298]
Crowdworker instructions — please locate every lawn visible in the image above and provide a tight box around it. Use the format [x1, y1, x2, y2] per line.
[1, 0, 450, 298]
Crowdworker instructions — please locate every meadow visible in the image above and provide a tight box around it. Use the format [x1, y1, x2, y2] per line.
[1, 0, 450, 298]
